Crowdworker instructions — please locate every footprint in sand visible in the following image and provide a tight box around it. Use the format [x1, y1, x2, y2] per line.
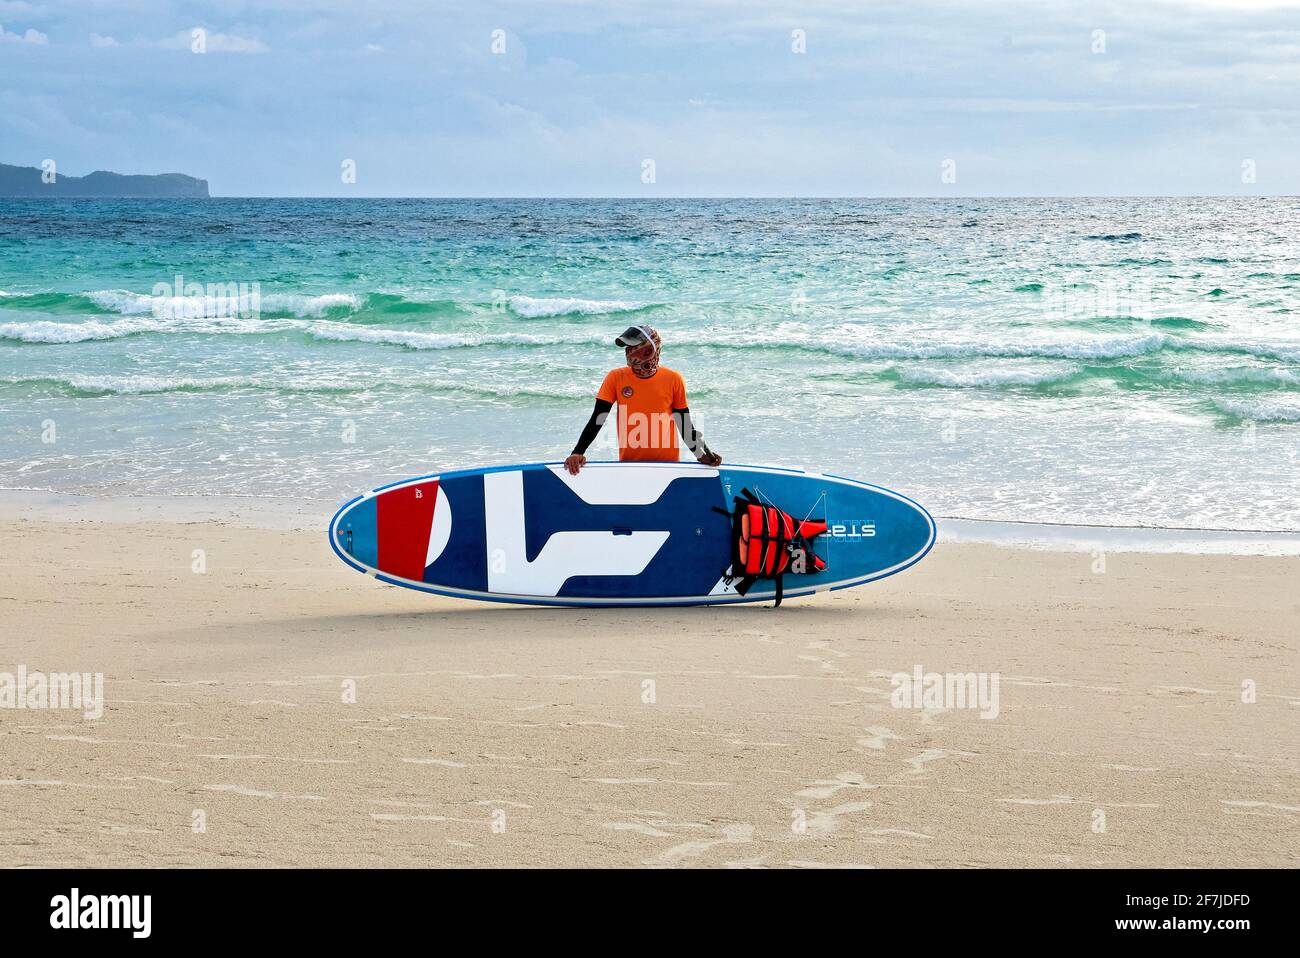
[858, 726, 903, 751]
[798, 654, 843, 673]
[905, 748, 977, 775]
[806, 640, 849, 658]
[804, 801, 874, 836]
[796, 771, 877, 800]
[648, 823, 754, 866]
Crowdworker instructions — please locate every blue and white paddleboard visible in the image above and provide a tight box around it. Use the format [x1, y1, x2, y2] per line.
[328, 461, 935, 607]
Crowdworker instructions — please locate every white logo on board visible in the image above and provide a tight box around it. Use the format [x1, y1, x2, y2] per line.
[481, 468, 716, 596]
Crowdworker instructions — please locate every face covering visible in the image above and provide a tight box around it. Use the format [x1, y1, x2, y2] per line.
[625, 336, 661, 378]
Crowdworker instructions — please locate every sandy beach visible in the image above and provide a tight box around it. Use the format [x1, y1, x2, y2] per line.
[1, 505, 1295, 868]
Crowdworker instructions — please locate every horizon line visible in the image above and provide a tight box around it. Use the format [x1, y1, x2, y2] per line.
[6, 193, 1290, 201]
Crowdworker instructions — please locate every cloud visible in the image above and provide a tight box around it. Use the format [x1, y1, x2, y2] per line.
[4, 0, 1300, 195]
[0, 23, 46, 44]
[89, 33, 117, 48]
[158, 28, 268, 54]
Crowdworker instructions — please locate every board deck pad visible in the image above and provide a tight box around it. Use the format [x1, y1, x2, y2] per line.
[329, 461, 935, 607]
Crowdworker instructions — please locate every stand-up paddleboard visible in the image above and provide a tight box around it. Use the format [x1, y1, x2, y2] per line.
[328, 462, 935, 607]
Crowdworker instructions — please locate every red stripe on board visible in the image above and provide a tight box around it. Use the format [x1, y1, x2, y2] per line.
[376, 481, 439, 581]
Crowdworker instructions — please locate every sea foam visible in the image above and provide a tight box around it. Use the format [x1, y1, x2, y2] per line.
[1212, 396, 1300, 422]
[508, 296, 647, 318]
[86, 289, 360, 318]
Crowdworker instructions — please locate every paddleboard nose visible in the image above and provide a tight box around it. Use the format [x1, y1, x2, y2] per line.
[372, 480, 442, 582]
[334, 478, 452, 584]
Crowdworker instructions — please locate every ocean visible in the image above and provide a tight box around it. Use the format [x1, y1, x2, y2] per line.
[2, 197, 1297, 531]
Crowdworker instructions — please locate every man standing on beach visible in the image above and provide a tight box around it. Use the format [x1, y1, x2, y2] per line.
[564, 324, 722, 474]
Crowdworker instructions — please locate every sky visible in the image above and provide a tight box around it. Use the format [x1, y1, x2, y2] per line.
[1, 0, 1298, 196]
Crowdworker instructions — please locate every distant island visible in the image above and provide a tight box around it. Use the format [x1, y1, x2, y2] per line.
[0, 162, 209, 198]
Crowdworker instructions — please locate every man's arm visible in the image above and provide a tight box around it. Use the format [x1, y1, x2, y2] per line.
[565, 399, 613, 474]
[673, 406, 721, 466]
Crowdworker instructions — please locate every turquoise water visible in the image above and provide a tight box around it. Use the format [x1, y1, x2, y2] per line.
[2, 197, 1298, 529]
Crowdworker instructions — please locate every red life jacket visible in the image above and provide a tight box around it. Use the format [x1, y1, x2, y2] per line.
[715, 488, 827, 606]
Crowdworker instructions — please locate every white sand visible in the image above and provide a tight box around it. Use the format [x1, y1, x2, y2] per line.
[0, 510, 1296, 867]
